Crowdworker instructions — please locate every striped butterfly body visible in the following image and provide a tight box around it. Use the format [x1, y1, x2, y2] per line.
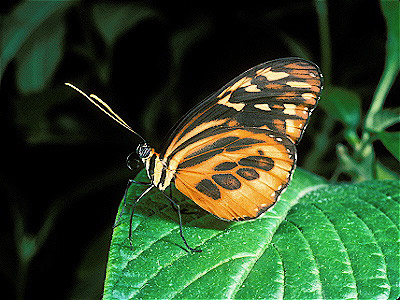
[66, 57, 323, 251]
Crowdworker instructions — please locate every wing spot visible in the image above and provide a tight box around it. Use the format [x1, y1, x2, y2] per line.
[254, 103, 271, 111]
[238, 156, 274, 172]
[212, 174, 241, 190]
[236, 168, 259, 180]
[283, 103, 297, 115]
[302, 92, 316, 100]
[265, 71, 290, 81]
[214, 161, 238, 171]
[285, 120, 299, 135]
[245, 85, 261, 92]
[195, 179, 221, 200]
[286, 81, 312, 88]
[218, 94, 245, 111]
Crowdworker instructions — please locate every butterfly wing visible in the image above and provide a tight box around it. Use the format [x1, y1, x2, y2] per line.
[173, 127, 296, 220]
[160, 57, 323, 220]
[162, 57, 322, 157]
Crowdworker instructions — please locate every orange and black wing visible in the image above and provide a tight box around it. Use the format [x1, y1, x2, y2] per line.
[161, 57, 323, 220]
[173, 127, 296, 220]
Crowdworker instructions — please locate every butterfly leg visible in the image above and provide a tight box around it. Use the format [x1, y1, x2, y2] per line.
[167, 186, 195, 215]
[167, 185, 177, 212]
[113, 179, 152, 228]
[128, 184, 155, 248]
[161, 191, 202, 253]
[113, 179, 133, 229]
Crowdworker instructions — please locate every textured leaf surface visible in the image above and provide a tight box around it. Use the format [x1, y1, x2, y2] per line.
[103, 169, 399, 299]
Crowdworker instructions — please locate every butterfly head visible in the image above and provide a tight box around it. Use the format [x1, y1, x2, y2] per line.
[136, 143, 152, 159]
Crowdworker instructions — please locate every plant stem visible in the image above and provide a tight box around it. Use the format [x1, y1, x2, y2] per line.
[364, 0, 400, 131]
[315, 0, 332, 85]
[364, 54, 400, 131]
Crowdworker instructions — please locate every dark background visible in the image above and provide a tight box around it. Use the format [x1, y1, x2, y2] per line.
[1, 1, 398, 299]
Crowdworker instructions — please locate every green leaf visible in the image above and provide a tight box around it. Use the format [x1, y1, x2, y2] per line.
[15, 15, 66, 94]
[279, 32, 313, 61]
[287, 181, 399, 299]
[169, 21, 212, 70]
[0, 1, 72, 80]
[375, 160, 400, 180]
[378, 131, 400, 161]
[90, 3, 160, 83]
[369, 108, 400, 133]
[103, 169, 399, 299]
[320, 86, 362, 129]
[92, 3, 160, 48]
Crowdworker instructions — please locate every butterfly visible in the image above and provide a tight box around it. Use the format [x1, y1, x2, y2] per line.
[66, 57, 323, 252]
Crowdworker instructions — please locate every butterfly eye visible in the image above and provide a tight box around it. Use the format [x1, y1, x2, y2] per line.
[136, 143, 151, 159]
[126, 152, 142, 170]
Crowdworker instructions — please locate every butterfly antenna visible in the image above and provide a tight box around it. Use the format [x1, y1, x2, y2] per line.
[65, 83, 147, 143]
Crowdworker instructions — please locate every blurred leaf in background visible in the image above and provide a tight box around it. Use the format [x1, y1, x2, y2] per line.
[15, 11, 66, 94]
[91, 3, 161, 83]
[378, 131, 400, 161]
[307, 0, 400, 182]
[320, 86, 362, 130]
[1, 1, 72, 92]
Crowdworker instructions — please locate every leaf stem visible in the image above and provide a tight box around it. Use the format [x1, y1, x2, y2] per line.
[364, 1, 400, 131]
[315, 0, 332, 85]
[364, 54, 400, 131]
